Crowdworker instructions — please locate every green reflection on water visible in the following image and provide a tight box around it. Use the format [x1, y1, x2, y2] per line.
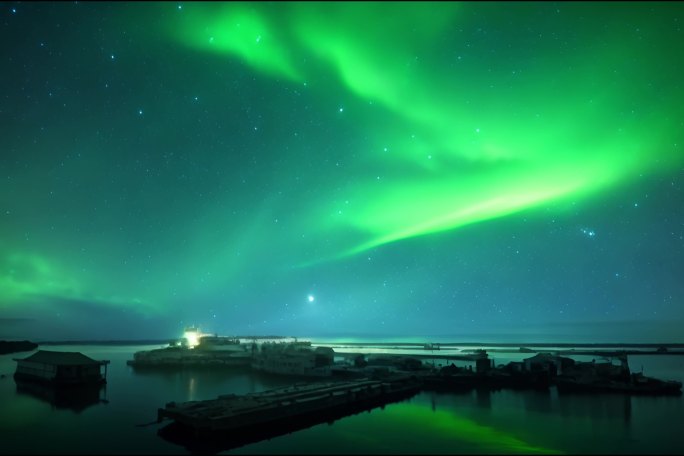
[0, 392, 51, 430]
[375, 401, 563, 454]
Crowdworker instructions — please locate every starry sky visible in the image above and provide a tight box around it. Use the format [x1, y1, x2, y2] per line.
[1, 2, 683, 342]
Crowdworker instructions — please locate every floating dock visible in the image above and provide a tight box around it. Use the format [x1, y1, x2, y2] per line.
[157, 375, 420, 451]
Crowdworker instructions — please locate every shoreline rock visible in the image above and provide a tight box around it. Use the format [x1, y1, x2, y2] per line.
[0, 340, 39, 355]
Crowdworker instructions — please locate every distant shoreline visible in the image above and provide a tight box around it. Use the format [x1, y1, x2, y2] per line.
[29, 339, 684, 348]
[36, 340, 173, 346]
[313, 342, 684, 348]
[0, 340, 39, 355]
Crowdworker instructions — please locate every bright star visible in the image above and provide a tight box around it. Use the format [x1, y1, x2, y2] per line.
[581, 228, 596, 238]
[307, 295, 315, 303]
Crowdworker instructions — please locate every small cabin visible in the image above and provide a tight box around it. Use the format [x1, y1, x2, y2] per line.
[313, 346, 334, 367]
[524, 353, 559, 375]
[14, 350, 109, 385]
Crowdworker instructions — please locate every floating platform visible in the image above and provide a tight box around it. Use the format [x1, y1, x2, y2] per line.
[157, 375, 420, 451]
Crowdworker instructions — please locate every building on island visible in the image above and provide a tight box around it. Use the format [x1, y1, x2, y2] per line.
[252, 341, 335, 377]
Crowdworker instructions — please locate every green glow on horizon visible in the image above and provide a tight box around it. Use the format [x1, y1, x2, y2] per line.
[0, 250, 154, 312]
[0, 252, 80, 304]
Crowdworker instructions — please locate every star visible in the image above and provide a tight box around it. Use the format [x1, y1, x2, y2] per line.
[581, 228, 596, 238]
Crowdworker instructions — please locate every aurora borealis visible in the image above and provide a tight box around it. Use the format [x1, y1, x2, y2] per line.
[1, 2, 683, 341]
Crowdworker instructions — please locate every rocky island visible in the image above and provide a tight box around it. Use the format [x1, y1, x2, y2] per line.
[0, 340, 38, 355]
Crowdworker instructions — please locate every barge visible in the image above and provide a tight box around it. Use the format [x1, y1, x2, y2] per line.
[157, 375, 420, 451]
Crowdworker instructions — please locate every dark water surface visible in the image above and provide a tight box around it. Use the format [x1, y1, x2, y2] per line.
[1, 344, 683, 454]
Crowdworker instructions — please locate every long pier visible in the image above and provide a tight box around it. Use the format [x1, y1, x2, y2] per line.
[157, 375, 421, 452]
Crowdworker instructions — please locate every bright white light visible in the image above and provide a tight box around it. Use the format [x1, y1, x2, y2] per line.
[308, 295, 315, 303]
[183, 329, 200, 348]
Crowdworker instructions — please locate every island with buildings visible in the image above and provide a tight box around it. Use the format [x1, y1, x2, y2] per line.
[7, 329, 683, 452]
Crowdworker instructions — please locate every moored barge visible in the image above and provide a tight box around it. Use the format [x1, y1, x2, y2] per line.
[157, 375, 421, 448]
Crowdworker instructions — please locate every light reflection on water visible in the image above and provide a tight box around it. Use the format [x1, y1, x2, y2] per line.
[0, 344, 682, 454]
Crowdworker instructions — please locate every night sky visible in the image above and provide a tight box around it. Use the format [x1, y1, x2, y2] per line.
[1, 2, 683, 342]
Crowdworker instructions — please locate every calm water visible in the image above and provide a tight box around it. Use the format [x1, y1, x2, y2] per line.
[1, 344, 683, 454]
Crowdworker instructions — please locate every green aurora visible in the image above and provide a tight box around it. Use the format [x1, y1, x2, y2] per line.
[1, 2, 683, 339]
[170, 2, 683, 259]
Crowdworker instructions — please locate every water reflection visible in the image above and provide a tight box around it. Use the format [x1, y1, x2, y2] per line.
[476, 388, 492, 409]
[557, 391, 632, 424]
[3, 347, 676, 454]
[127, 364, 306, 398]
[521, 389, 553, 414]
[14, 379, 107, 414]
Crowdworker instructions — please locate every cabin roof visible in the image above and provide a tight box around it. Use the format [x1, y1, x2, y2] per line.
[15, 350, 105, 366]
[524, 353, 558, 362]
